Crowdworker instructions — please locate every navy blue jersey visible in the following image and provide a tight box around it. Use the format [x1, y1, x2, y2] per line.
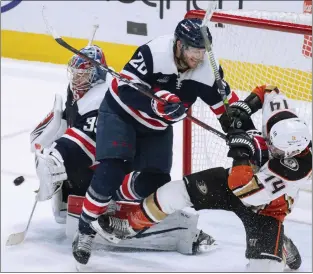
[55, 82, 108, 179]
[106, 34, 238, 131]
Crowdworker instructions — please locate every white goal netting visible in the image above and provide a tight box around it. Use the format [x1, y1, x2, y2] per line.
[184, 10, 312, 191]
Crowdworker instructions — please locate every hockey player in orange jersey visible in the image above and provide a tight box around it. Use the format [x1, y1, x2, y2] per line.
[91, 85, 312, 272]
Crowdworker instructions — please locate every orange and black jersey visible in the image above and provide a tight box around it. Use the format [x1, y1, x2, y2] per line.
[228, 86, 312, 221]
[228, 149, 311, 221]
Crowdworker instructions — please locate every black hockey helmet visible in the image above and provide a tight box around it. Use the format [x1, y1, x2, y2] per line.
[174, 18, 212, 49]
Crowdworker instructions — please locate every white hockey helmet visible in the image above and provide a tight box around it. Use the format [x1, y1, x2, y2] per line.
[268, 118, 311, 159]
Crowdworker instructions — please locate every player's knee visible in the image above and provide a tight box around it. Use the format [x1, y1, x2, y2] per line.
[91, 159, 128, 196]
[246, 259, 284, 272]
[183, 167, 228, 210]
[134, 170, 171, 198]
[115, 170, 171, 201]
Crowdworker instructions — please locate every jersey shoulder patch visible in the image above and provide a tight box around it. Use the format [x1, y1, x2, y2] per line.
[146, 35, 177, 75]
[280, 158, 299, 171]
[77, 82, 108, 116]
[268, 152, 312, 181]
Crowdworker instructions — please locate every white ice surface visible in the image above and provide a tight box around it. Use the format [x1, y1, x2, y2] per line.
[1, 58, 312, 272]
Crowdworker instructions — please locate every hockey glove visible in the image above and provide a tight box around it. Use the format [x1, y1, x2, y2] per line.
[247, 130, 269, 168]
[30, 94, 67, 152]
[219, 101, 254, 133]
[35, 143, 67, 201]
[151, 90, 186, 122]
[227, 129, 255, 160]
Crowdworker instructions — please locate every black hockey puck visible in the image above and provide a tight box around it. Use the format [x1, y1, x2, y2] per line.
[13, 176, 25, 186]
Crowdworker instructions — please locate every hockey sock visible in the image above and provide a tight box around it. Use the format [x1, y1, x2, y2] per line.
[128, 192, 168, 230]
[79, 159, 127, 235]
[79, 185, 112, 235]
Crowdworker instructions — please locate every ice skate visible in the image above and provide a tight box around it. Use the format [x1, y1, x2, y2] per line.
[193, 230, 217, 254]
[91, 215, 137, 244]
[283, 234, 302, 270]
[72, 231, 95, 265]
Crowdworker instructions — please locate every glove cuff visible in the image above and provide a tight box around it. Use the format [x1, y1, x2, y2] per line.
[244, 93, 263, 114]
[230, 101, 253, 115]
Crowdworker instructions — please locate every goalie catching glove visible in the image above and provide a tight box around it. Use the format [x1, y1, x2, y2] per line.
[35, 143, 67, 201]
[151, 90, 186, 121]
[30, 94, 67, 152]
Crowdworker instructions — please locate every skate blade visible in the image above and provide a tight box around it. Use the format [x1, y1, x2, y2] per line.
[75, 262, 89, 272]
[90, 221, 121, 244]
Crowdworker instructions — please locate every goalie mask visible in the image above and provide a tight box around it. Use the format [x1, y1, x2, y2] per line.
[67, 45, 107, 100]
[268, 118, 311, 159]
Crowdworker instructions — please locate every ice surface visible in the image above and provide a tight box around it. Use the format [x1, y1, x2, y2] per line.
[1, 58, 312, 272]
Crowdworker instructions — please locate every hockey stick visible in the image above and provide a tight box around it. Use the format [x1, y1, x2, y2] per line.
[87, 24, 99, 46]
[6, 198, 38, 246]
[42, 7, 226, 140]
[200, 1, 230, 118]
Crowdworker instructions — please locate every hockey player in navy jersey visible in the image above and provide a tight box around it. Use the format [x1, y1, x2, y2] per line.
[31, 44, 215, 256]
[72, 18, 240, 264]
[93, 85, 310, 272]
[31, 45, 108, 222]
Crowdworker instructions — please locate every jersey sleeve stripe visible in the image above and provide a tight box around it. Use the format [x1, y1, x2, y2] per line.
[69, 127, 96, 148]
[210, 91, 239, 117]
[109, 82, 168, 130]
[62, 128, 96, 164]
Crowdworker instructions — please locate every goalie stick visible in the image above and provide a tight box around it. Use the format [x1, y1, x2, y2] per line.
[42, 6, 226, 141]
[87, 24, 99, 46]
[6, 198, 38, 246]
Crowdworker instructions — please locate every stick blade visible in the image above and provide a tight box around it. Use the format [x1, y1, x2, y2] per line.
[6, 232, 26, 246]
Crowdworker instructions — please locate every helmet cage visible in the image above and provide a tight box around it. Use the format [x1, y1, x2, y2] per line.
[67, 45, 106, 100]
[67, 65, 96, 99]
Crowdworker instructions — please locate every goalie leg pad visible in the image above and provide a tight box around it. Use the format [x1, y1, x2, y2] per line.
[51, 186, 67, 224]
[65, 197, 211, 255]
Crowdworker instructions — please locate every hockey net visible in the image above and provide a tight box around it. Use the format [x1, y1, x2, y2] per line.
[183, 9, 312, 191]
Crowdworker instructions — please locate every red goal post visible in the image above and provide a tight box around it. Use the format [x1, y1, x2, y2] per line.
[185, 9, 312, 35]
[182, 9, 312, 184]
